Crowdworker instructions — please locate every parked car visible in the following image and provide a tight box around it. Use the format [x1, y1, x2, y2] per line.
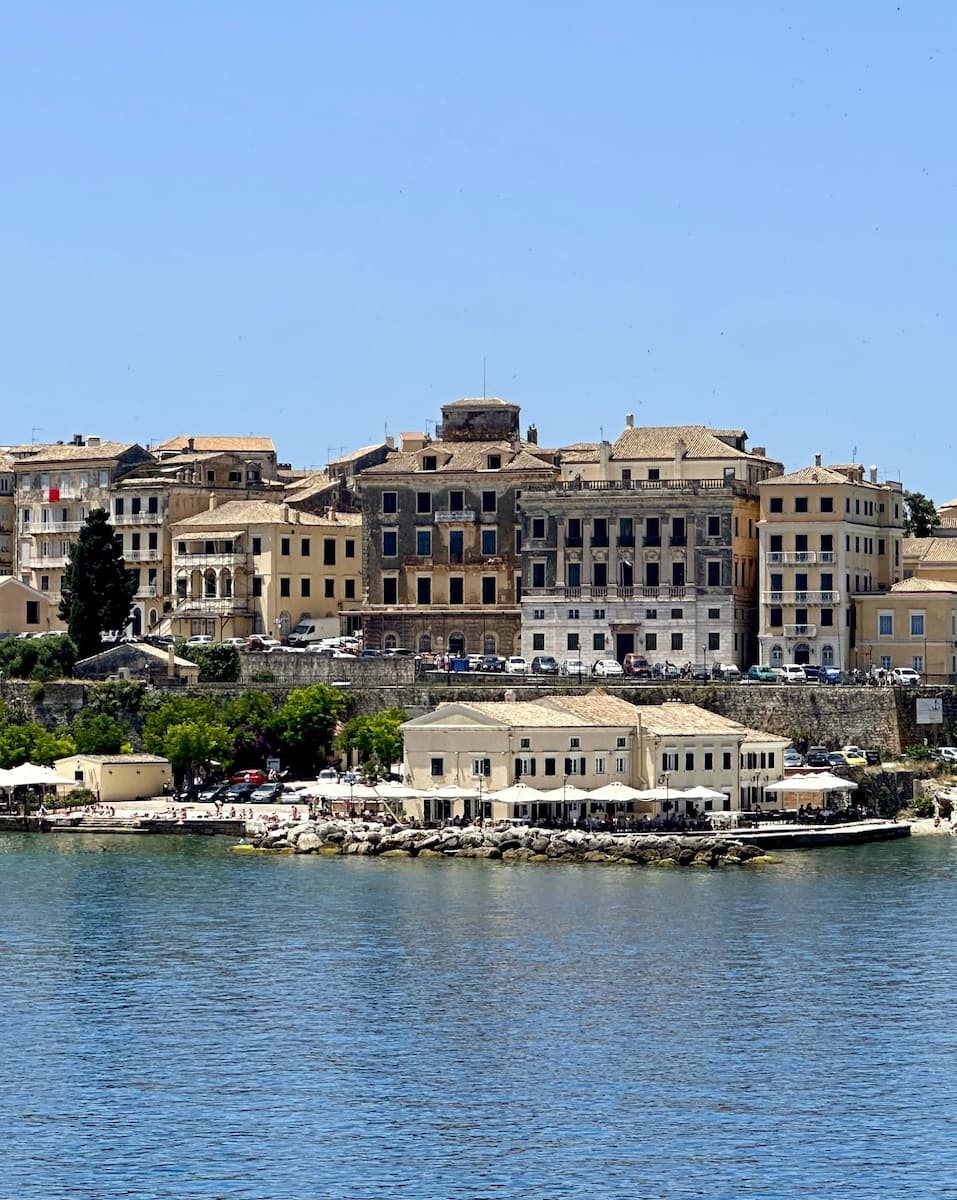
[690, 663, 710, 681]
[783, 748, 804, 768]
[317, 768, 338, 783]
[622, 653, 652, 678]
[890, 666, 921, 686]
[838, 746, 868, 768]
[933, 746, 957, 764]
[361, 648, 382, 657]
[480, 655, 506, 673]
[592, 659, 624, 677]
[802, 664, 822, 683]
[806, 746, 830, 768]
[561, 657, 585, 676]
[821, 666, 843, 685]
[827, 751, 853, 769]
[711, 663, 741, 682]
[197, 782, 231, 804]
[745, 665, 779, 683]
[226, 781, 259, 801]
[249, 782, 283, 804]
[186, 634, 214, 646]
[468, 654, 484, 671]
[530, 655, 560, 675]
[780, 664, 808, 684]
[505, 656, 528, 675]
[229, 768, 268, 785]
[246, 635, 282, 652]
[221, 637, 248, 648]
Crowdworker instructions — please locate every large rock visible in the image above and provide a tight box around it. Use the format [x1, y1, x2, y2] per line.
[295, 831, 321, 853]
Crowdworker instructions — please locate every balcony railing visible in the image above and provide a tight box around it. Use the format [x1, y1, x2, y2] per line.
[124, 550, 162, 562]
[669, 535, 687, 547]
[24, 521, 83, 534]
[783, 623, 817, 637]
[135, 584, 160, 597]
[174, 552, 246, 568]
[113, 511, 164, 525]
[524, 584, 693, 602]
[617, 534, 635, 547]
[435, 509, 476, 522]
[764, 590, 839, 605]
[590, 537, 609, 548]
[766, 551, 835, 565]
[643, 536, 661, 547]
[524, 478, 753, 495]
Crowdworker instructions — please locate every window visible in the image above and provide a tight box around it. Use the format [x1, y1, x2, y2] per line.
[722, 752, 732, 770]
[568, 608, 579, 620]
[449, 490, 465, 511]
[532, 633, 545, 650]
[671, 632, 683, 651]
[482, 490, 496, 513]
[279, 577, 290, 597]
[383, 577, 398, 604]
[39, 575, 49, 592]
[821, 534, 833, 552]
[913, 655, 924, 672]
[795, 496, 808, 513]
[567, 633, 580, 651]
[114, 498, 124, 516]
[671, 608, 683, 620]
[449, 577, 464, 604]
[769, 497, 783, 513]
[279, 537, 290, 556]
[770, 607, 783, 628]
[879, 613, 893, 636]
[345, 539, 355, 558]
[148, 532, 158, 551]
[324, 579, 334, 598]
[707, 516, 720, 537]
[299, 578, 311, 598]
[382, 530, 398, 557]
[472, 758, 491, 778]
[593, 608, 605, 620]
[25, 601, 39, 625]
[417, 577, 432, 605]
[646, 608, 657, 620]
[704, 752, 713, 771]
[707, 561, 721, 587]
[481, 577, 496, 604]
[416, 529, 432, 555]
[708, 632, 720, 651]
[251, 537, 262, 555]
[911, 613, 925, 636]
[416, 492, 431, 514]
[820, 496, 833, 513]
[645, 633, 658, 651]
[487, 454, 501, 470]
[685, 752, 695, 771]
[422, 456, 437, 472]
[616, 756, 627, 774]
[515, 757, 536, 778]
[345, 579, 356, 599]
[431, 757, 444, 778]
[564, 756, 587, 775]
[769, 534, 783, 552]
[820, 609, 834, 626]
[592, 633, 605, 651]
[383, 492, 398, 514]
[594, 757, 606, 775]
[544, 758, 556, 776]
[708, 608, 720, 620]
[252, 576, 263, 597]
[662, 751, 678, 772]
[131, 533, 141, 551]
[532, 517, 545, 538]
[648, 468, 660, 481]
[481, 528, 497, 555]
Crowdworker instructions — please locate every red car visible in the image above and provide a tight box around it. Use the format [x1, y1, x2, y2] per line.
[229, 768, 268, 785]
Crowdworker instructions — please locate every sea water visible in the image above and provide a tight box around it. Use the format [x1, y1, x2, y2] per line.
[1, 832, 955, 1199]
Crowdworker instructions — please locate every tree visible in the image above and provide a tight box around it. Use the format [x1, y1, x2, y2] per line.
[904, 491, 941, 538]
[58, 509, 137, 659]
[72, 711, 130, 755]
[157, 719, 232, 791]
[0, 634, 77, 681]
[274, 684, 348, 774]
[178, 642, 241, 683]
[336, 708, 406, 778]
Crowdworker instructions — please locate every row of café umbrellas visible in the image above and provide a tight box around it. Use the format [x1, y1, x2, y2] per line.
[0, 763, 65, 788]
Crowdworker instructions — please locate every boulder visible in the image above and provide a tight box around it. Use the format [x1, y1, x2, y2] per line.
[295, 831, 321, 853]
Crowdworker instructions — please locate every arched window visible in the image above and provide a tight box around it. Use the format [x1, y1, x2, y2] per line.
[770, 644, 783, 664]
[221, 568, 233, 598]
[148, 608, 157, 627]
[204, 568, 217, 598]
[821, 644, 835, 665]
[483, 634, 497, 655]
[384, 632, 398, 650]
[447, 632, 465, 656]
[418, 633, 432, 652]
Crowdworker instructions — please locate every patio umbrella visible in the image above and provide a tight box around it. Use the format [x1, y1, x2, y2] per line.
[538, 784, 591, 804]
[588, 781, 646, 803]
[488, 782, 549, 805]
[764, 772, 858, 793]
[7, 763, 65, 786]
[681, 785, 730, 802]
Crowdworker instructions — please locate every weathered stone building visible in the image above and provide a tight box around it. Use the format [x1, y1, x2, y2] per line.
[346, 397, 556, 654]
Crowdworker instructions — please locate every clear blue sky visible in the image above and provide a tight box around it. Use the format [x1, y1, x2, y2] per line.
[2, 2, 954, 500]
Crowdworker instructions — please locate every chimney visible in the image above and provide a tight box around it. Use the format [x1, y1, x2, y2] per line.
[527, 424, 538, 445]
[599, 439, 612, 478]
[87, 436, 100, 448]
[385, 435, 395, 449]
[814, 453, 822, 467]
[188, 437, 195, 452]
[751, 446, 766, 457]
[72, 433, 83, 446]
[625, 413, 634, 428]
[208, 493, 217, 509]
[870, 465, 878, 484]
[167, 644, 175, 675]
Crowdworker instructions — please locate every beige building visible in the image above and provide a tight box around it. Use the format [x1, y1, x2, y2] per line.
[167, 499, 361, 640]
[757, 459, 904, 670]
[854, 577, 957, 682]
[902, 536, 957, 585]
[10, 436, 153, 618]
[0, 453, 14, 576]
[151, 435, 279, 483]
[54, 753, 173, 803]
[0, 576, 56, 636]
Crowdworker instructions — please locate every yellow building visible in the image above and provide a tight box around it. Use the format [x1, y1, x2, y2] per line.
[168, 499, 361, 640]
[0, 576, 56, 635]
[54, 753, 173, 804]
[854, 577, 957, 683]
[902, 536, 957, 586]
[757, 459, 904, 671]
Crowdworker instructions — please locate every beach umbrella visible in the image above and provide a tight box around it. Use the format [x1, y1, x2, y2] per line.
[7, 763, 65, 786]
[587, 781, 646, 803]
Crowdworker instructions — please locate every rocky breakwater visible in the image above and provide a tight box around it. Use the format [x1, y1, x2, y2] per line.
[244, 818, 770, 868]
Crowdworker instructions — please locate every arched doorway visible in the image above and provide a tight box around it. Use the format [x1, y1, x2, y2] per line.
[793, 643, 811, 665]
[131, 607, 142, 636]
[447, 632, 465, 656]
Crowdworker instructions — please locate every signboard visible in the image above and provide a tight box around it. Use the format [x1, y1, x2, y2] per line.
[916, 698, 943, 726]
[266, 757, 282, 774]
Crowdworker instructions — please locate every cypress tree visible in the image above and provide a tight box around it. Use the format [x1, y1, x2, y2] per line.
[58, 508, 137, 659]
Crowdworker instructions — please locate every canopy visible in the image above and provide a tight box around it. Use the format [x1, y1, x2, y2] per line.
[633, 786, 693, 802]
[587, 782, 648, 803]
[764, 772, 858, 793]
[5, 763, 65, 787]
[488, 782, 550, 805]
[681, 785, 729, 802]
[538, 784, 591, 804]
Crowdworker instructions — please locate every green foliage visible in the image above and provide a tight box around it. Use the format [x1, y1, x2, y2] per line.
[0, 634, 78, 681]
[903, 491, 941, 538]
[58, 508, 137, 658]
[222, 691, 280, 766]
[274, 684, 348, 774]
[911, 794, 936, 818]
[83, 679, 148, 722]
[177, 642, 241, 683]
[72, 711, 129, 755]
[158, 719, 232, 787]
[336, 708, 407, 778]
[29, 680, 46, 702]
[905, 742, 933, 760]
[0, 718, 76, 767]
[142, 694, 220, 756]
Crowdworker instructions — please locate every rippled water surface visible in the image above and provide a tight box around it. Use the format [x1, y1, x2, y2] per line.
[2, 833, 957, 1199]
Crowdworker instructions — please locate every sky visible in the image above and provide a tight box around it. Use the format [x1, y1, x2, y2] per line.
[2, 2, 955, 499]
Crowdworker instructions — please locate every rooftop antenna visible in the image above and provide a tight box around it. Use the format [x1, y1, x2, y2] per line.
[852, 444, 858, 462]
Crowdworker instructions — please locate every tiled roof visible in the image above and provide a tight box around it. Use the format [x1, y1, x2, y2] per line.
[328, 443, 389, 466]
[10, 440, 146, 463]
[542, 692, 640, 725]
[636, 703, 749, 737]
[72, 753, 171, 764]
[764, 465, 851, 486]
[358, 440, 555, 477]
[903, 537, 957, 563]
[442, 396, 519, 410]
[171, 500, 361, 528]
[154, 436, 275, 453]
[447, 700, 595, 728]
[612, 424, 773, 462]
[890, 576, 957, 593]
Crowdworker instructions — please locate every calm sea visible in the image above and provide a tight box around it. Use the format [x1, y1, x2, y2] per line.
[1, 832, 955, 1200]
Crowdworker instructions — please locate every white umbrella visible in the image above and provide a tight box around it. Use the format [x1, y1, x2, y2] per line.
[538, 784, 591, 804]
[488, 782, 549, 805]
[588, 781, 646, 803]
[7, 763, 65, 786]
[633, 785, 693, 802]
[682, 785, 730, 802]
[764, 772, 858, 793]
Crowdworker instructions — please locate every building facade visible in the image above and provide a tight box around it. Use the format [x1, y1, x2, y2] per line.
[854, 576, 957, 683]
[347, 397, 556, 655]
[756, 459, 905, 670]
[519, 421, 781, 669]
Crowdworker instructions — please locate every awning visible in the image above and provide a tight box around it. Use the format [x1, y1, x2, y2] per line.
[764, 772, 858, 793]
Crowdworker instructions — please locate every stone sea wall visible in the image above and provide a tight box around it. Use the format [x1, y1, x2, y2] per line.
[245, 818, 769, 867]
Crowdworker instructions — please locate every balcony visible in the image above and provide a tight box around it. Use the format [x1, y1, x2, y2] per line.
[669, 536, 687, 547]
[783, 623, 817, 637]
[434, 509, 476, 522]
[564, 536, 583, 547]
[136, 583, 160, 598]
[174, 552, 246, 568]
[766, 551, 834, 566]
[523, 584, 694, 602]
[590, 538, 609, 548]
[763, 590, 840, 605]
[171, 596, 251, 615]
[124, 549, 162, 562]
[616, 534, 635, 547]
[25, 521, 83, 534]
[643, 536, 661, 547]
[113, 511, 164, 525]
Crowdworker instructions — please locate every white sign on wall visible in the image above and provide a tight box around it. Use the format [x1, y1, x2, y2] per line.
[916, 698, 943, 725]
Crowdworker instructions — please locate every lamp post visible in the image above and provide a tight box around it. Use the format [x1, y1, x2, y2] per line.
[658, 770, 672, 818]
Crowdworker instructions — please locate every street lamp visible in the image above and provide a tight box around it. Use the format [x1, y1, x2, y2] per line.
[658, 770, 672, 816]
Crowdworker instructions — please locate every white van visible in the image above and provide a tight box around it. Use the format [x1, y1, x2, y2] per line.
[780, 664, 807, 684]
[287, 617, 338, 646]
